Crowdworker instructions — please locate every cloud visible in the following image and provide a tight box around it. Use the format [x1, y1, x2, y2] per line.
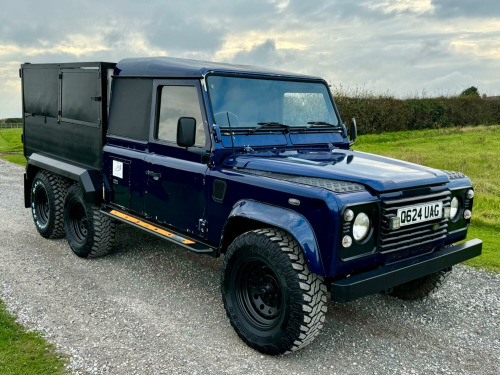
[432, 0, 500, 18]
[0, 0, 499, 117]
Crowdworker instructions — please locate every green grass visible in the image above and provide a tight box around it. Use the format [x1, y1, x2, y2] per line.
[0, 128, 23, 152]
[354, 125, 500, 272]
[0, 128, 25, 166]
[0, 300, 66, 375]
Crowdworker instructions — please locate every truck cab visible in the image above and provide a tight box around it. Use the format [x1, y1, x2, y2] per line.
[21, 57, 482, 355]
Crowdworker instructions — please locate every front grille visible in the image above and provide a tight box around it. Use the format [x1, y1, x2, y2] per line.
[380, 190, 451, 254]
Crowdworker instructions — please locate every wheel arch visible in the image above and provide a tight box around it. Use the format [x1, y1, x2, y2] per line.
[220, 200, 325, 276]
[25, 153, 101, 207]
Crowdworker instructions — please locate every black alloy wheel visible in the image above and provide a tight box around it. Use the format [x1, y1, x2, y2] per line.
[33, 183, 50, 228]
[235, 257, 284, 331]
[64, 184, 116, 258]
[222, 228, 327, 355]
[31, 170, 69, 239]
[67, 198, 89, 245]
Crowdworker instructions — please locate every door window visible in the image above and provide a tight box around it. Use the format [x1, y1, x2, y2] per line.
[156, 86, 205, 147]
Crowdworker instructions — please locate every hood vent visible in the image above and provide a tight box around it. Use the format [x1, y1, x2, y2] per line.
[242, 169, 365, 193]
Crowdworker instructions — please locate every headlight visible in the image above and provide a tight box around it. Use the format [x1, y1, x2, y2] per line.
[450, 197, 459, 220]
[353, 212, 370, 242]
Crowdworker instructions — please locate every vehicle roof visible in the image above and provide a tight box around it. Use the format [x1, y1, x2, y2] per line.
[114, 56, 323, 81]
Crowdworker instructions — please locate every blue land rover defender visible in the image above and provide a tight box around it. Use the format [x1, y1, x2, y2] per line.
[20, 57, 482, 355]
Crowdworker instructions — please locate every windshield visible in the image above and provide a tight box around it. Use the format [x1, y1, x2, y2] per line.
[206, 75, 339, 129]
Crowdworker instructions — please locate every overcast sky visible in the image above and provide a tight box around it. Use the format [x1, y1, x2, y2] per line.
[1, 0, 499, 117]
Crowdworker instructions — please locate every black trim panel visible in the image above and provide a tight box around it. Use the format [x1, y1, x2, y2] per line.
[331, 239, 482, 302]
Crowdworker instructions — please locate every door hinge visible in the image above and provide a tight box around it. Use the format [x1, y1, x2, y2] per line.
[198, 219, 208, 234]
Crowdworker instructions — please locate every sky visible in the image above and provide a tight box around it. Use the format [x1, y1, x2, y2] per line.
[1, 0, 499, 117]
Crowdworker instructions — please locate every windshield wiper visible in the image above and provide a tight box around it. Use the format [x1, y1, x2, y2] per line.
[248, 122, 292, 134]
[306, 121, 339, 128]
[297, 121, 341, 132]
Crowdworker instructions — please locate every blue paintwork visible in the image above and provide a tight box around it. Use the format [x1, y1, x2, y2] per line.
[226, 200, 324, 275]
[223, 149, 450, 192]
[101, 60, 475, 280]
[114, 56, 323, 81]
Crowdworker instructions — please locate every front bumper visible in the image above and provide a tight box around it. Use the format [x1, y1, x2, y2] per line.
[331, 239, 482, 302]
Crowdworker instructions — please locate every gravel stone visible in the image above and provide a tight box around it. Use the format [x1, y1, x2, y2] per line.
[0, 158, 498, 374]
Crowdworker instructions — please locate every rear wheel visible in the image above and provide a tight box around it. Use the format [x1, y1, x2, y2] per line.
[31, 171, 69, 239]
[64, 184, 115, 258]
[222, 228, 327, 355]
[389, 269, 451, 300]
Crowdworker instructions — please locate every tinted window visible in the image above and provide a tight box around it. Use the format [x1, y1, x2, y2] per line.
[108, 78, 153, 141]
[157, 86, 205, 147]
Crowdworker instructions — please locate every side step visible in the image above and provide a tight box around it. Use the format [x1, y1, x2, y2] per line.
[102, 208, 214, 254]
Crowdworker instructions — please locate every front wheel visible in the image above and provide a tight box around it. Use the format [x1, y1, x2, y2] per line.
[221, 228, 327, 355]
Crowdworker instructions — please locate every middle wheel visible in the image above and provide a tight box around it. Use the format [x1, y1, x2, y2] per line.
[63, 184, 116, 258]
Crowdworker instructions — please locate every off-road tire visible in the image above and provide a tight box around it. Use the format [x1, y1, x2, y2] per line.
[389, 269, 451, 300]
[64, 184, 115, 258]
[221, 228, 327, 355]
[31, 170, 70, 239]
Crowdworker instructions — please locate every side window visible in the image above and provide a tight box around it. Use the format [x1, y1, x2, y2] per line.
[157, 86, 206, 147]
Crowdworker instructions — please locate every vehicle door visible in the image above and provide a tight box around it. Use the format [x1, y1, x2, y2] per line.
[144, 79, 210, 237]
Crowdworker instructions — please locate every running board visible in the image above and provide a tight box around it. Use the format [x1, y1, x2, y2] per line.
[102, 208, 214, 254]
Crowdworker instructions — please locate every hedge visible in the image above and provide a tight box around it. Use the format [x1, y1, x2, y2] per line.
[334, 96, 500, 134]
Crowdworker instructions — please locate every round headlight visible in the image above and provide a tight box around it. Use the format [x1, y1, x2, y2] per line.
[353, 212, 370, 242]
[450, 197, 460, 220]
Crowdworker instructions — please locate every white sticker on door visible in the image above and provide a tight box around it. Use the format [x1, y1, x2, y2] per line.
[112, 160, 123, 179]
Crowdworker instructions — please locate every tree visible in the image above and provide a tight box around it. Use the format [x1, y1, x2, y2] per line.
[460, 86, 480, 98]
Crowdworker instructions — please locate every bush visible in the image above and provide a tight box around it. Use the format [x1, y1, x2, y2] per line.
[334, 93, 500, 135]
[4, 118, 22, 123]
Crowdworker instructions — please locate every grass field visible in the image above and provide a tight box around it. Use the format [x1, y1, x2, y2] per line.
[0, 128, 24, 166]
[0, 301, 66, 374]
[354, 125, 500, 272]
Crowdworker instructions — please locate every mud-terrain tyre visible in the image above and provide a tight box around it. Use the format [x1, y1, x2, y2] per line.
[31, 170, 70, 239]
[64, 184, 115, 258]
[390, 269, 451, 300]
[221, 228, 327, 355]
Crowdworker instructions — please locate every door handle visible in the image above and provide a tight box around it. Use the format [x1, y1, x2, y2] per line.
[146, 170, 161, 180]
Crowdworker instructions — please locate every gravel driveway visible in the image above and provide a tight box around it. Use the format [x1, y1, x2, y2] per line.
[0, 159, 498, 375]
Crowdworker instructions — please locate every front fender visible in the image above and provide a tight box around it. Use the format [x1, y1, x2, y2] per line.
[225, 200, 325, 275]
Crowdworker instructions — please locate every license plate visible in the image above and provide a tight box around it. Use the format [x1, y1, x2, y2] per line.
[397, 201, 443, 227]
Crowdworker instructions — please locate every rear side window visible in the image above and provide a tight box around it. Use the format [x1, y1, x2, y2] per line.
[157, 86, 205, 147]
[108, 78, 153, 141]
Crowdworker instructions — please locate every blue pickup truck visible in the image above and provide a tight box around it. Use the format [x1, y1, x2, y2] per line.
[20, 57, 482, 355]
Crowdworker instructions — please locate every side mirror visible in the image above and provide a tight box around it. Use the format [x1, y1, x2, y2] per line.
[349, 118, 357, 145]
[177, 117, 196, 148]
